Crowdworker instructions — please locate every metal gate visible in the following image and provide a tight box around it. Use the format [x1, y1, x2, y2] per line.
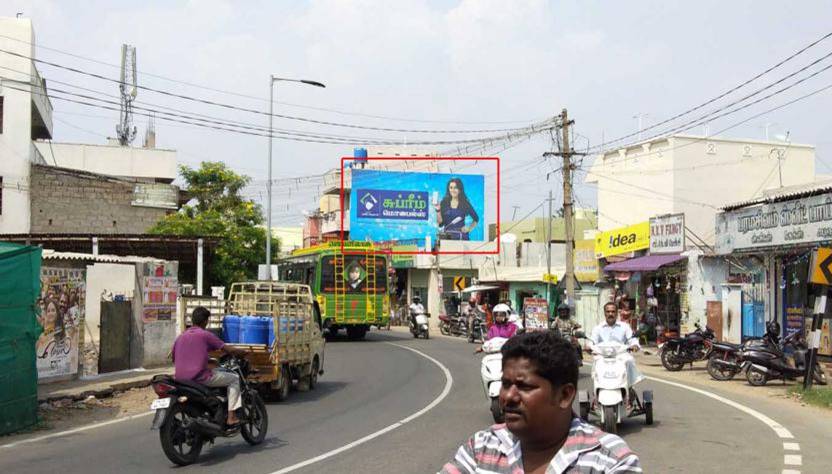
[99, 300, 132, 373]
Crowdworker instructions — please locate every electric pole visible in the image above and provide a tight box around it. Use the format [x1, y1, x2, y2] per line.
[546, 190, 553, 311]
[560, 109, 577, 308]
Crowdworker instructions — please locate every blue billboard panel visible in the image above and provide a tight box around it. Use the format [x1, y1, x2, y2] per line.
[350, 170, 485, 243]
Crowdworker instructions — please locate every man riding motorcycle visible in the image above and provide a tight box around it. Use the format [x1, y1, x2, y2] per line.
[552, 303, 583, 365]
[589, 302, 644, 388]
[409, 295, 425, 327]
[171, 306, 249, 427]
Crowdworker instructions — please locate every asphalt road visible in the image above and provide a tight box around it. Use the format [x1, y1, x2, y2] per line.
[1, 330, 828, 473]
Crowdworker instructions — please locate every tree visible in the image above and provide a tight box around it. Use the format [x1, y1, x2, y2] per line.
[149, 162, 277, 289]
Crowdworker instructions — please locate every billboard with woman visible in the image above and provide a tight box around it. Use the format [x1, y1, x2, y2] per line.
[37, 267, 85, 379]
[351, 170, 485, 245]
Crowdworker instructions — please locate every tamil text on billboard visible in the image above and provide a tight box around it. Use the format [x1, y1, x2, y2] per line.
[350, 170, 485, 244]
[650, 214, 685, 254]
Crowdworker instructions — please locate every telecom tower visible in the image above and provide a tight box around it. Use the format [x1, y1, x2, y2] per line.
[116, 44, 137, 146]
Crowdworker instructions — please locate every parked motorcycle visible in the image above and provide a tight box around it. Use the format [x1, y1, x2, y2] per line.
[410, 311, 430, 339]
[706, 331, 778, 381]
[438, 314, 455, 336]
[743, 330, 828, 386]
[150, 355, 268, 466]
[478, 336, 508, 423]
[658, 322, 715, 371]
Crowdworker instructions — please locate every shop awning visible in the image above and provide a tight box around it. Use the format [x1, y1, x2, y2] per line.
[603, 254, 686, 273]
[461, 284, 500, 293]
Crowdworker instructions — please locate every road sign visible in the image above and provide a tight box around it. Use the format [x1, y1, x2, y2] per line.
[809, 248, 832, 285]
[453, 276, 467, 292]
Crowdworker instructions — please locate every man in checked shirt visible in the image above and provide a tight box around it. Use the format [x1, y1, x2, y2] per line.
[440, 331, 641, 473]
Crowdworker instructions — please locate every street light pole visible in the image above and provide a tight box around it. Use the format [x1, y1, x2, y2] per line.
[265, 76, 326, 276]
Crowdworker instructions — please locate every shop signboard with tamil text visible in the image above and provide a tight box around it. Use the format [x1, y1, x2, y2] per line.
[594, 221, 650, 259]
[650, 214, 685, 254]
[715, 193, 832, 254]
[522, 298, 549, 332]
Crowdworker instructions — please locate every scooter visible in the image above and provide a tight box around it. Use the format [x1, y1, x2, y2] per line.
[578, 340, 654, 435]
[743, 331, 828, 386]
[410, 311, 430, 339]
[478, 337, 507, 423]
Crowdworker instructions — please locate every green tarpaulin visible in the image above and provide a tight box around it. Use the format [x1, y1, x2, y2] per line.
[0, 242, 42, 436]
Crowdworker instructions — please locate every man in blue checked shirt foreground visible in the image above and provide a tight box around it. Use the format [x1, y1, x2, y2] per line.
[440, 331, 641, 473]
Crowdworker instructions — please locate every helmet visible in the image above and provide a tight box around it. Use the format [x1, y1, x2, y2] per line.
[493, 303, 511, 316]
[557, 303, 570, 318]
[413, 295, 421, 303]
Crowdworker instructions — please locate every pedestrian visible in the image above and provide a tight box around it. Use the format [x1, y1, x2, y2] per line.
[441, 331, 641, 473]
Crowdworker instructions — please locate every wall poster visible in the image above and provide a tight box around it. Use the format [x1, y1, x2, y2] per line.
[37, 267, 85, 379]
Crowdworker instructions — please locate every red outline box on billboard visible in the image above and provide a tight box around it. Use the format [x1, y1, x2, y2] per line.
[340, 157, 500, 256]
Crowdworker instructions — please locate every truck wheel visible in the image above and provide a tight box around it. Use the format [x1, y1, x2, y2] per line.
[275, 365, 291, 401]
[347, 326, 368, 340]
[297, 358, 319, 392]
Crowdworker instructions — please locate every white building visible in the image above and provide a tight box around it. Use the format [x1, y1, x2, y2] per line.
[0, 16, 177, 235]
[0, 17, 53, 234]
[586, 134, 817, 244]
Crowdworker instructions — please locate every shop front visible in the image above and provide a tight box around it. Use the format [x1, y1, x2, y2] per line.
[716, 185, 832, 357]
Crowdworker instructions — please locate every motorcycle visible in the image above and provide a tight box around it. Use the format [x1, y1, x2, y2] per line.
[478, 336, 507, 423]
[438, 314, 455, 336]
[706, 331, 778, 381]
[578, 339, 654, 435]
[410, 311, 430, 339]
[468, 313, 486, 344]
[743, 331, 828, 387]
[150, 355, 268, 466]
[552, 322, 584, 366]
[658, 322, 715, 371]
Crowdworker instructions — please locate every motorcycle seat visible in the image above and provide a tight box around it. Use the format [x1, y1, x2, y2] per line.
[713, 342, 741, 351]
[169, 376, 225, 396]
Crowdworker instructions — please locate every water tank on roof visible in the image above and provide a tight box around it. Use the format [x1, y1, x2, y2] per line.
[354, 147, 368, 167]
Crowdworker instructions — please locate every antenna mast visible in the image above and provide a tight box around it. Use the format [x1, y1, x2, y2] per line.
[116, 44, 137, 146]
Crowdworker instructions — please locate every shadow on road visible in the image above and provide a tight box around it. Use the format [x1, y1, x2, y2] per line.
[192, 435, 288, 468]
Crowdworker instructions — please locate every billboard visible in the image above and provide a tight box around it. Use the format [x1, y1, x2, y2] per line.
[650, 214, 685, 254]
[594, 221, 650, 258]
[350, 170, 485, 244]
[37, 267, 85, 379]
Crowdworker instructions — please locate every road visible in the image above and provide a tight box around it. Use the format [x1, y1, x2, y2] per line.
[1, 329, 830, 473]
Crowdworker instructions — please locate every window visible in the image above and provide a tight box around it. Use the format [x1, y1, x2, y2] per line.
[321, 255, 387, 294]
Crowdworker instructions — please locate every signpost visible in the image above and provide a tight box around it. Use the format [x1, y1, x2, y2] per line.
[453, 276, 467, 292]
[805, 247, 832, 389]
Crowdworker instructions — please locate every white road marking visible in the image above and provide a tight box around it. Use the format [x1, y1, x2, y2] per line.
[0, 411, 154, 449]
[783, 442, 800, 451]
[269, 342, 454, 474]
[644, 376, 794, 438]
[784, 454, 802, 466]
[781, 470, 801, 474]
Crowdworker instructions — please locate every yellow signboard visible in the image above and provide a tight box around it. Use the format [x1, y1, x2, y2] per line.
[453, 276, 467, 291]
[594, 221, 650, 259]
[809, 247, 832, 286]
[543, 273, 559, 283]
[575, 239, 600, 282]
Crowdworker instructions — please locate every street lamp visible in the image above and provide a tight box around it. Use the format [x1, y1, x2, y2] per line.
[266, 75, 326, 274]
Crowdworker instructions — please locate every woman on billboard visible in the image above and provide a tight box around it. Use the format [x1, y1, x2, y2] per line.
[435, 177, 479, 240]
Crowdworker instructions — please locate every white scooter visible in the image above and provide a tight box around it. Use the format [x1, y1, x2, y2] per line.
[578, 340, 653, 434]
[479, 337, 507, 423]
[410, 311, 430, 339]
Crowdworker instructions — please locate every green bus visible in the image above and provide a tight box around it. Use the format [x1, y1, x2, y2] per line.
[277, 241, 390, 340]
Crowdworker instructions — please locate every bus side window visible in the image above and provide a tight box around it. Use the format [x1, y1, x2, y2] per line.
[306, 266, 315, 286]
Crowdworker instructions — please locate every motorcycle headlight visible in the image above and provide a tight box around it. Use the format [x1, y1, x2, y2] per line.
[601, 347, 616, 358]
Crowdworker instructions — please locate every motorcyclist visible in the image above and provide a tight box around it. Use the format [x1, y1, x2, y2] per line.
[409, 296, 425, 328]
[466, 296, 481, 343]
[589, 302, 644, 389]
[171, 307, 248, 427]
[487, 303, 517, 340]
[552, 303, 583, 365]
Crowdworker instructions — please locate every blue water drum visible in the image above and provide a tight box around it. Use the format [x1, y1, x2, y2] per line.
[240, 316, 270, 344]
[266, 317, 276, 348]
[222, 315, 241, 343]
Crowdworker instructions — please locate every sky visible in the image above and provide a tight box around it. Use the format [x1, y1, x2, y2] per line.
[3, 0, 832, 228]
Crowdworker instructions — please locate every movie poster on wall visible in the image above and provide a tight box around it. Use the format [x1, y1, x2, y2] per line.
[37, 267, 85, 379]
[141, 262, 179, 323]
[350, 170, 485, 246]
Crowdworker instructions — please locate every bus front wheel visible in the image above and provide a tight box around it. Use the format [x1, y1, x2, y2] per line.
[346, 326, 368, 340]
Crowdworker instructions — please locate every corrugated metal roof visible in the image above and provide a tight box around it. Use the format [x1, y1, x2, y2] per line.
[41, 249, 165, 263]
[721, 179, 832, 211]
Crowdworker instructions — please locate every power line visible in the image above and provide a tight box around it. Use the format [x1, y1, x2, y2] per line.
[0, 47, 556, 135]
[590, 30, 832, 152]
[0, 32, 547, 126]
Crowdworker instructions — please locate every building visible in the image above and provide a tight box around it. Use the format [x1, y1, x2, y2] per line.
[586, 134, 817, 245]
[715, 180, 832, 356]
[0, 17, 53, 234]
[488, 208, 598, 242]
[272, 226, 303, 256]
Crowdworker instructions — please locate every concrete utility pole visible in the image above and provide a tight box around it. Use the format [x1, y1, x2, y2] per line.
[546, 190, 553, 309]
[560, 109, 576, 308]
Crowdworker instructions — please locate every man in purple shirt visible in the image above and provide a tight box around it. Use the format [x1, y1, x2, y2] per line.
[172, 307, 248, 426]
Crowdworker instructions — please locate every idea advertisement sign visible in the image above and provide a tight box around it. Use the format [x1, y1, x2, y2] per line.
[650, 214, 685, 254]
[350, 170, 485, 244]
[594, 221, 650, 259]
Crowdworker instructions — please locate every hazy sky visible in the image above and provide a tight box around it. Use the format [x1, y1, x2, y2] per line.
[4, 0, 832, 227]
